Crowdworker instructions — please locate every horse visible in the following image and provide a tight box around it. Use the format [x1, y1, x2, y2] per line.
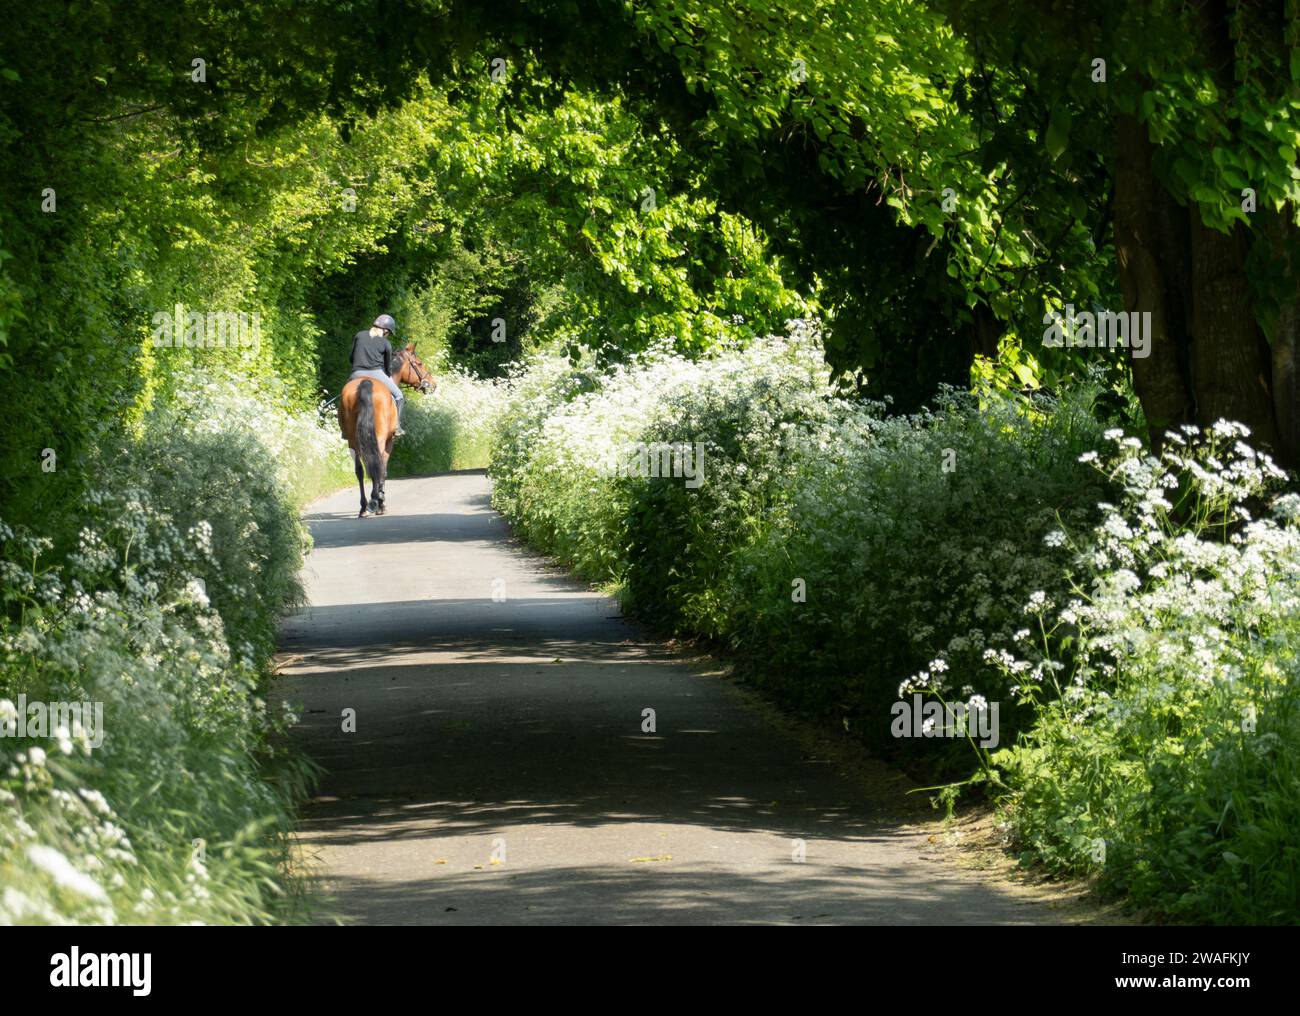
[338, 344, 436, 517]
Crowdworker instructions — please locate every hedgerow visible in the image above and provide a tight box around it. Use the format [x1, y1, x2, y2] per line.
[0, 373, 350, 924]
[987, 425, 1300, 923]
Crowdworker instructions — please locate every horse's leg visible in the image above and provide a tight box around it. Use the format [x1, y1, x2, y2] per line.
[352, 447, 367, 517]
[369, 440, 382, 513]
[375, 448, 390, 515]
[353, 380, 386, 517]
[376, 430, 395, 515]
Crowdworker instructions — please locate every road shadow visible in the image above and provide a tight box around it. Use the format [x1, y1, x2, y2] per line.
[281, 597, 650, 653]
[309, 860, 1038, 926]
[304, 510, 500, 549]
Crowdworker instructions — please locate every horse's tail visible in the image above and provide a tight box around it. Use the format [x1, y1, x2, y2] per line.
[355, 380, 384, 485]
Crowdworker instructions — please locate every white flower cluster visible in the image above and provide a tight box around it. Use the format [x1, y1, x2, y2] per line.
[988, 423, 1298, 712]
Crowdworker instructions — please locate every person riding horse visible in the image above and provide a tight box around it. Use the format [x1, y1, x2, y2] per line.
[339, 314, 436, 517]
[349, 314, 408, 435]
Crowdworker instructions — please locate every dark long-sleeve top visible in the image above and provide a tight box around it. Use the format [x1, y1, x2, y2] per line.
[349, 330, 393, 375]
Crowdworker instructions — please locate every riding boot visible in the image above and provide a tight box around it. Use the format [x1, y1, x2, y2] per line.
[396, 398, 406, 437]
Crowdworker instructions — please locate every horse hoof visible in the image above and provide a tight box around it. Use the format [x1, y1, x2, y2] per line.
[358, 509, 368, 518]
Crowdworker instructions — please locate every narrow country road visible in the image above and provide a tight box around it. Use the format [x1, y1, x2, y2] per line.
[277, 471, 1065, 925]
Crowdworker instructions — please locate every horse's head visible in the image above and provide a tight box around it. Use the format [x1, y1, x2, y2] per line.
[395, 343, 436, 395]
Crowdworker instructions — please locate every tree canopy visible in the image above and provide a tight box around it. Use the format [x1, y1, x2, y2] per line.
[1, 0, 1297, 523]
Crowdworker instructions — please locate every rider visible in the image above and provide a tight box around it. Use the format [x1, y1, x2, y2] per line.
[348, 313, 406, 436]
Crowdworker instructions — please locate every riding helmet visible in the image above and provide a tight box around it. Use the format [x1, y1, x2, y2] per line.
[373, 313, 398, 334]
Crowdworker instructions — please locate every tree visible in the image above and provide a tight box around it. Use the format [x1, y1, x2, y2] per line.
[941, 0, 1300, 462]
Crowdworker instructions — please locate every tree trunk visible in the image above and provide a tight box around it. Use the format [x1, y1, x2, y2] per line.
[967, 301, 1002, 362]
[1275, 308, 1299, 468]
[1261, 211, 1300, 468]
[1188, 215, 1279, 451]
[1180, 0, 1283, 458]
[1113, 113, 1193, 446]
[1152, 172, 1194, 389]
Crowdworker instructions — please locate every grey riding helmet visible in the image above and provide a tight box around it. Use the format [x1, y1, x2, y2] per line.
[373, 313, 397, 334]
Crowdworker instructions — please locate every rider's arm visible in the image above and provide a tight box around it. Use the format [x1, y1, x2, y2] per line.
[348, 333, 359, 366]
[383, 340, 393, 377]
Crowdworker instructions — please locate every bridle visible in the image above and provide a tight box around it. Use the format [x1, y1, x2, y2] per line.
[396, 348, 434, 393]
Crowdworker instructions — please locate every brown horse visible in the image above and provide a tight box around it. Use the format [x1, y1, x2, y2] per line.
[339, 344, 436, 517]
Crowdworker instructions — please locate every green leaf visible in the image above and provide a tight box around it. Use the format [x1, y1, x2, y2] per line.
[1045, 105, 1071, 161]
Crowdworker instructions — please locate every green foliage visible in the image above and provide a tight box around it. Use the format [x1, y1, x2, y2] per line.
[624, 0, 1114, 392]
[304, 78, 813, 394]
[0, 70, 443, 520]
[493, 322, 1300, 923]
[940, 0, 1300, 386]
[0, 375, 350, 924]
